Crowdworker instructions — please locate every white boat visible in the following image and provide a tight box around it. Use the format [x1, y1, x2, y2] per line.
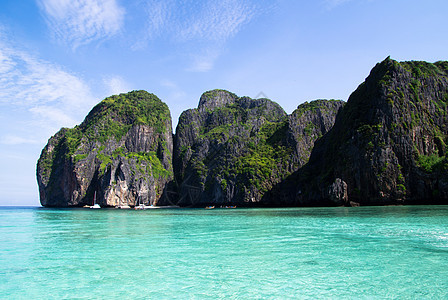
[135, 203, 157, 210]
[116, 205, 131, 209]
[90, 191, 101, 209]
[134, 196, 155, 210]
[115, 197, 131, 209]
[146, 205, 160, 209]
[135, 203, 145, 210]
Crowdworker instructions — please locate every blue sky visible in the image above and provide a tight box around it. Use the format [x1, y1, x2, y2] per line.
[1, 0, 447, 206]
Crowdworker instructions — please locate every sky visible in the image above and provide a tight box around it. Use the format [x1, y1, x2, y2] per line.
[0, 0, 447, 206]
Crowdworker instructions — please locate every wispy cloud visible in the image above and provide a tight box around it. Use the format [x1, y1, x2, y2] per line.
[103, 75, 132, 96]
[37, 0, 125, 49]
[131, 0, 170, 50]
[158, 79, 187, 129]
[0, 30, 97, 144]
[0, 46, 95, 113]
[0, 135, 40, 146]
[186, 50, 220, 73]
[323, 0, 370, 10]
[177, 0, 255, 42]
[136, 0, 257, 72]
[159, 79, 186, 100]
[29, 106, 77, 129]
[144, 1, 171, 38]
[160, 79, 177, 89]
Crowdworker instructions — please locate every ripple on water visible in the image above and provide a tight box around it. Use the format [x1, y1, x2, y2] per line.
[0, 205, 447, 298]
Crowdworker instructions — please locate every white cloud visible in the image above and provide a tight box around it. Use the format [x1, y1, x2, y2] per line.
[180, 0, 255, 72]
[0, 135, 40, 145]
[187, 51, 219, 72]
[0, 32, 97, 143]
[144, 0, 170, 38]
[0, 50, 16, 73]
[323, 0, 369, 10]
[136, 0, 256, 72]
[37, 0, 125, 49]
[103, 75, 132, 96]
[324, 0, 351, 7]
[29, 106, 77, 128]
[178, 0, 255, 42]
[131, 0, 170, 50]
[0, 46, 95, 112]
[159, 79, 186, 100]
[0, 25, 102, 206]
[160, 80, 177, 89]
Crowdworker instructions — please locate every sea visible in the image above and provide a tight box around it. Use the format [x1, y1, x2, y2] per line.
[0, 205, 447, 299]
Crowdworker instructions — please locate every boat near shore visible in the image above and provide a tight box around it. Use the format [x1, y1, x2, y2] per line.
[135, 205, 180, 210]
[115, 205, 131, 209]
[135, 204, 154, 210]
[89, 192, 101, 209]
[205, 205, 237, 209]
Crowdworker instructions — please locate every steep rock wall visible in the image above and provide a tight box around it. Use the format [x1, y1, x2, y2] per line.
[37, 90, 173, 207]
[172, 89, 343, 207]
[286, 58, 448, 206]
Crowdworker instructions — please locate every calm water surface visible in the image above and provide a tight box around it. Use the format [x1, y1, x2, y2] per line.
[0, 206, 447, 299]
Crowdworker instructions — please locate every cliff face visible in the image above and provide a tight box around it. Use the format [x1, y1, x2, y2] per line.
[38, 58, 448, 208]
[172, 90, 344, 207]
[37, 90, 173, 207]
[286, 100, 345, 167]
[287, 58, 448, 206]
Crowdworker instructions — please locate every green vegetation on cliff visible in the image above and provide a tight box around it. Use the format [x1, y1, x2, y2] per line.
[37, 90, 173, 207]
[38, 57, 448, 208]
[293, 99, 342, 118]
[233, 121, 292, 192]
[174, 89, 343, 206]
[290, 57, 448, 206]
[43, 90, 171, 166]
[75, 90, 169, 153]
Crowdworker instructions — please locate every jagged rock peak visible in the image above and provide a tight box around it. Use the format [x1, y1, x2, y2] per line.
[173, 88, 342, 207]
[198, 89, 238, 111]
[37, 57, 448, 208]
[368, 56, 448, 86]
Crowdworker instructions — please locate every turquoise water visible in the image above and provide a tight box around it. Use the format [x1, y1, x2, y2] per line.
[0, 206, 447, 299]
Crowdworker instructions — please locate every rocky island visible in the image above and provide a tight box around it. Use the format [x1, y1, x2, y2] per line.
[37, 58, 448, 207]
[272, 57, 448, 206]
[172, 90, 343, 207]
[37, 91, 173, 207]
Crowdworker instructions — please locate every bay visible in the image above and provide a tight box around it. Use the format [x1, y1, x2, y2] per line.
[0, 206, 447, 299]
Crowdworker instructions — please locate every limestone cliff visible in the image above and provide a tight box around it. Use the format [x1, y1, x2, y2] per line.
[37, 57, 448, 208]
[171, 90, 343, 207]
[37, 90, 173, 207]
[284, 57, 448, 206]
[285, 100, 345, 168]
